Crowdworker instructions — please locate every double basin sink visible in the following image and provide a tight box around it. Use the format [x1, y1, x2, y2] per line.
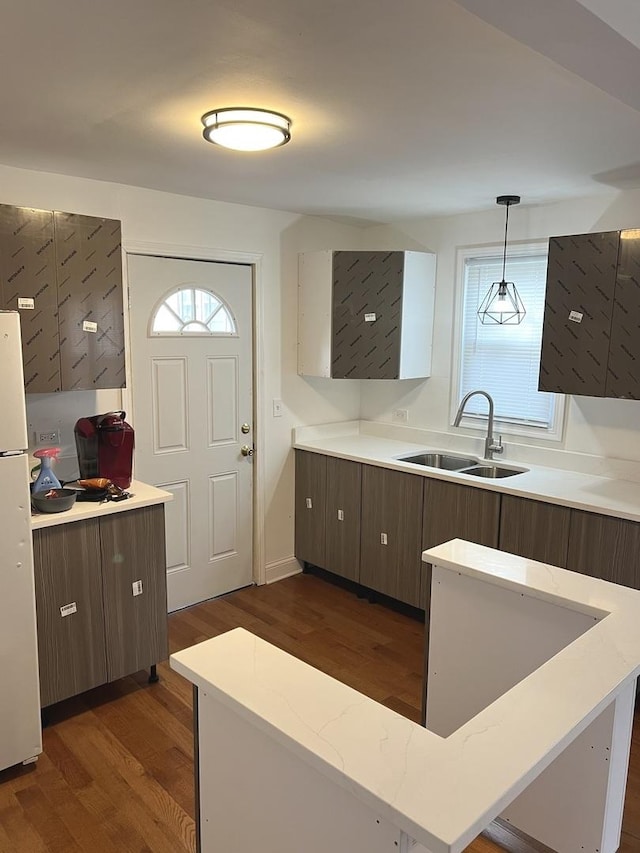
[398, 452, 527, 479]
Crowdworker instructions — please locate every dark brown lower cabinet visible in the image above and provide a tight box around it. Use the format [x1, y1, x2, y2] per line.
[100, 506, 168, 682]
[33, 519, 107, 707]
[499, 495, 571, 567]
[294, 450, 327, 569]
[360, 466, 424, 607]
[422, 479, 500, 553]
[33, 505, 168, 707]
[324, 457, 362, 582]
[294, 451, 361, 582]
[567, 510, 640, 588]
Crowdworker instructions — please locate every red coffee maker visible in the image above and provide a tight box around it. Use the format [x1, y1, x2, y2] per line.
[74, 411, 135, 488]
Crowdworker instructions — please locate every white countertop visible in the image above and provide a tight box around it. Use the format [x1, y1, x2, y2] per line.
[30, 480, 173, 530]
[171, 540, 640, 853]
[294, 428, 640, 523]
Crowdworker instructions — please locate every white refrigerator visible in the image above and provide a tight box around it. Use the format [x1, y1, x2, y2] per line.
[0, 311, 42, 771]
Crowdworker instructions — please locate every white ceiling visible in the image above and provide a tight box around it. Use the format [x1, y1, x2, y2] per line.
[3, 0, 640, 223]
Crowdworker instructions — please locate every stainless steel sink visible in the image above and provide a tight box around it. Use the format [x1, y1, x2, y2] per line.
[459, 465, 527, 479]
[399, 452, 478, 470]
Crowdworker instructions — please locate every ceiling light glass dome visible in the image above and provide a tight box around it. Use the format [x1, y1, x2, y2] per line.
[201, 107, 292, 152]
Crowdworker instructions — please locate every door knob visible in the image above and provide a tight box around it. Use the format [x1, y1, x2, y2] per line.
[241, 445, 254, 457]
[241, 423, 250, 434]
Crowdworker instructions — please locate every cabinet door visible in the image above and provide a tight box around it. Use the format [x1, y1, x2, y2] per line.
[324, 457, 362, 582]
[423, 479, 500, 553]
[360, 466, 424, 607]
[294, 450, 327, 567]
[567, 510, 640, 589]
[100, 505, 169, 681]
[499, 495, 570, 567]
[33, 520, 107, 707]
[606, 231, 640, 399]
[538, 232, 619, 396]
[331, 251, 404, 379]
[55, 211, 125, 390]
[0, 205, 61, 392]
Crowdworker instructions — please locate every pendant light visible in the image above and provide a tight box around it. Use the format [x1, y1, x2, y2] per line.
[477, 195, 526, 325]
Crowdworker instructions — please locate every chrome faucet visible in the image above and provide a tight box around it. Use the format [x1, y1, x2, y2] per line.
[453, 390, 504, 460]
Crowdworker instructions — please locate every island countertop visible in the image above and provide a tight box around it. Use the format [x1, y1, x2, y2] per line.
[30, 480, 172, 530]
[171, 540, 640, 853]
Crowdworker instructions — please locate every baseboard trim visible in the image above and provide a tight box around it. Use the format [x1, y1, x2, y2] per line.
[265, 557, 302, 585]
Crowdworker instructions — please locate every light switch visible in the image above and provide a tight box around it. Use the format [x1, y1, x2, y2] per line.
[380, 532, 388, 545]
[337, 509, 344, 521]
[305, 497, 312, 509]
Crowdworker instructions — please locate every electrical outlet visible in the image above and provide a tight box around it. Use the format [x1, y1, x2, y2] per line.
[35, 429, 60, 445]
[392, 409, 409, 424]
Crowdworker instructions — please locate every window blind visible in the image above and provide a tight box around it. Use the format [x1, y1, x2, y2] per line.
[459, 253, 555, 429]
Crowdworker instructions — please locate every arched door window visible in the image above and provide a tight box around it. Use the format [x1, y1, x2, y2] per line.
[150, 286, 237, 336]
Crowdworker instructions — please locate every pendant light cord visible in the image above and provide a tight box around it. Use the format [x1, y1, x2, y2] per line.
[501, 201, 510, 282]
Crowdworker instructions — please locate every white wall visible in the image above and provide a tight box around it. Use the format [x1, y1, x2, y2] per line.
[2, 163, 362, 570]
[360, 190, 640, 465]
[16, 162, 640, 575]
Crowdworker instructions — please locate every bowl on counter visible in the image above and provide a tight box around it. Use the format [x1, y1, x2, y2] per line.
[31, 488, 78, 514]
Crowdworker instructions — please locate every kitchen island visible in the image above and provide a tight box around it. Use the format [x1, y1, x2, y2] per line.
[171, 539, 640, 853]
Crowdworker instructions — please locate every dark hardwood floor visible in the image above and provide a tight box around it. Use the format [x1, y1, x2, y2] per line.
[0, 572, 639, 852]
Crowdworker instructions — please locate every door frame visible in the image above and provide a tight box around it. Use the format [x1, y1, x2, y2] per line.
[121, 240, 266, 587]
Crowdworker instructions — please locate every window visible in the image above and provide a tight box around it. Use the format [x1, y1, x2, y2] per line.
[151, 287, 236, 335]
[453, 244, 565, 440]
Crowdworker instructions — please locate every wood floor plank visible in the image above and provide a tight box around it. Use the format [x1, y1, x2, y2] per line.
[58, 718, 193, 853]
[0, 820, 17, 853]
[0, 798, 49, 853]
[13, 786, 83, 853]
[0, 571, 638, 852]
[35, 768, 120, 853]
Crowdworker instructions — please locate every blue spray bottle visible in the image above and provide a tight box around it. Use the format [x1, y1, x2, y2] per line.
[32, 447, 62, 491]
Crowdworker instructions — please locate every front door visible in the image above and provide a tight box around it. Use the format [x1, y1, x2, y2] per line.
[128, 254, 253, 611]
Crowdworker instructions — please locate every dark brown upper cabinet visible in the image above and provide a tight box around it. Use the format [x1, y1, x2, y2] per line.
[538, 229, 640, 399]
[0, 205, 61, 393]
[606, 232, 640, 399]
[298, 250, 436, 380]
[55, 211, 125, 391]
[0, 204, 125, 393]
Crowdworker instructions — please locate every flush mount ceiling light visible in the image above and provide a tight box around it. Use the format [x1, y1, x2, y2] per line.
[201, 107, 291, 152]
[478, 195, 526, 326]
